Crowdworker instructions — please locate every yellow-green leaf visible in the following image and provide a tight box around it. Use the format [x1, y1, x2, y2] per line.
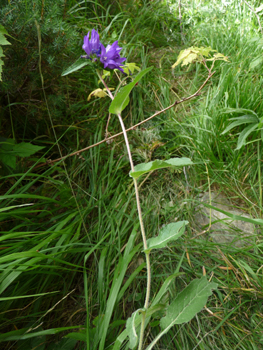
[87, 88, 114, 101]
[181, 52, 199, 66]
[172, 46, 219, 69]
[207, 52, 229, 62]
[122, 62, 141, 76]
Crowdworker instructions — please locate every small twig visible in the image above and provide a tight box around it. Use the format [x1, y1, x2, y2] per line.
[178, 0, 185, 44]
[34, 71, 215, 169]
[105, 112, 111, 138]
[244, 0, 263, 35]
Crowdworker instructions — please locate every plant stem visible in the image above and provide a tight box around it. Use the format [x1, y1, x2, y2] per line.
[37, 71, 215, 169]
[97, 71, 151, 349]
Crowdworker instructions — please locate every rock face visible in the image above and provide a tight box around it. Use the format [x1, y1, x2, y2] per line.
[194, 191, 256, 247]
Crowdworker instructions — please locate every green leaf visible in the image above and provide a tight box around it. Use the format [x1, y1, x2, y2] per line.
[172, 48, 197, 68]
[249, 56, 263, 70]
[125, 304, 166, 349]
[160, 277, 217, 328]
[129, 157, 193, 179]
[126, 309, 143, 349]
[236, 123, 259, 149]
[221, 115, 258, 135]
[112, 271, 183, 350]
[256, 4, 263, 13]
[201, 201, 263, 226]
[0, 35, 10, 46]
[0, 25, 11, 81]
[146, 221, 188, 251]
[0, 290, 58, 301]
[222, 107, 258, 117]
[109, 67, 153, 114]
[0, 140, 44, 168]
[0, 204, 33, 214]
[0, 25, 11, 46]
[61, 58, 91, 76]
[145, 277, 217, 350]
[207, 52, 229, 62]
[0, 326, 82, 341]
[0, 24, 9, 36]
[151, 271, 184, 306]
[12, 142, 44, 157]
[122, 62, 141, 76]
[65, 331, 87, 342]
[0, 46, 4, 58]
[117, 262, 146, 304]
[0, 138, 16, 168]
[100, 69, 111, 81]
[0, 137, 15, 149]
[98, 227, 139, 350]
[0, 154, 16, 169]
[171, 46, 216, 68]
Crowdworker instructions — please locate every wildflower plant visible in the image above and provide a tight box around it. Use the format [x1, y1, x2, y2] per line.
[81, 29, 126, 72]
[61, 30, 225, 350]
[82, 29, 101, 59]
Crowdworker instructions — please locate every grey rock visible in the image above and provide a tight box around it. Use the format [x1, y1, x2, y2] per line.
[194, 191, 256, 247]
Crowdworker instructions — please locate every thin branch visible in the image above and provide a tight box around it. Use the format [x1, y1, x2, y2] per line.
[34, 71, 215, 169]
[244, 0, 263, 35]
[178, 0, 185, 44]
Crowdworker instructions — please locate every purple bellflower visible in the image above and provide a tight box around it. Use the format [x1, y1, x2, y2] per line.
[82, 29, 101, 60]
[100, 41, 126, 72]
[81, 29, 126, 72]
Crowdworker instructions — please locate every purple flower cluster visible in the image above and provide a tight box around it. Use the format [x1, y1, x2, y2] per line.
[82, 29, 126, 72]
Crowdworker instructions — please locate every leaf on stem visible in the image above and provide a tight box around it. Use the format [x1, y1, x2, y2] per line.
[145, 278, 217, 350]
[129, 157, 193, 179]
[122, 62, 141, 76]
[146, 221, 188, 252]
[109, 67, 153, 115]
[61, 58, 91, 76]
[126, 309, 143, 349]
[172, 46, 228, 68]
[0, 139, 44, 169]
[87, 88, 114, 101]
[160, 277, 217, 328]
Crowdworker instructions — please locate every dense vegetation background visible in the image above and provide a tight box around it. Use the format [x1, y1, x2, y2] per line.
[1, 0, 263, 349]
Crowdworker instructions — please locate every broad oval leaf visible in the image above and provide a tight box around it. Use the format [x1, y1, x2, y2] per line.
[109, 67, 153, 115]
[146, 221, 188, 251]
[160, 277, 217, 329]
[61, 58, 91, 76]
[145, 277, 217, 350]
[13, 143, 44, 157]
[129, 157, 193, 179]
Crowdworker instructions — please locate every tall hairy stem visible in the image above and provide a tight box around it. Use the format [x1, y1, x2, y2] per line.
[97, 71, 151, 349]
